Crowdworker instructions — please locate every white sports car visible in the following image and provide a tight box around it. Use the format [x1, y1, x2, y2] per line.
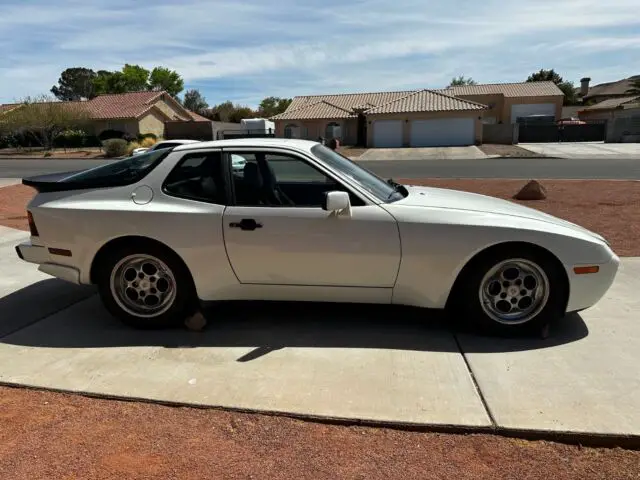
[16, 139, 619, 335]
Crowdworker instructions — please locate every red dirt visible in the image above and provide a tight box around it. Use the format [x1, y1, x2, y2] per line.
[1, 386, 639, 480]
[2, 180, 638, 255]
[0, 184, 34, 230]
[398, 179, 640, 257]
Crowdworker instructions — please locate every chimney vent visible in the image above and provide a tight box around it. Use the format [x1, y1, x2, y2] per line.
[580, 77, 591, 97]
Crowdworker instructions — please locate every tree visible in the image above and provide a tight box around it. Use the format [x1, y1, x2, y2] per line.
[449, 75, 477, 86]
[205, 101, 255, 122]
[121, 64, 150, 91]
[626, 77, 640, 95]
[257, 96, 292, 117]
[2, 95, 90, 150]
[182, 89, 209, 112]
[92, 64, 149, 95]
[50, 67, 97, 100]
[148, 67, 184, 97]
[526, 69, 578, 105]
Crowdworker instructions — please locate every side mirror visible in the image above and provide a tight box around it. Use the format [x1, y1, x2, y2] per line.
[323, 191, 351, 215]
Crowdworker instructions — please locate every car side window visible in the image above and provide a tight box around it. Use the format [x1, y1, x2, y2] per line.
[229, 151, 365, 208]
[163, 151, 226, 204]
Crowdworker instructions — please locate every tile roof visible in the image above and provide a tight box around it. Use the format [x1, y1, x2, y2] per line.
[1, 91, 204, 122]
[584, 75, 640, 99]
[271, 100, 356, 120]
[275, 82, 562, 120]
[583, 95, 640, 110]
[0, 104, 21, 114]
[185, 110, 210, 121]
[286, 91, 415, 114]
[365, 89, 486, 114]
[84, 91, 166, 119]
[444, 81, 563, 97]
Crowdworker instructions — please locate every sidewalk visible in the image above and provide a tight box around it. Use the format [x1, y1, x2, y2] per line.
[519, 142, 640, 159]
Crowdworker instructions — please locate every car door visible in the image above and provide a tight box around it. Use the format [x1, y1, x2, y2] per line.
[222, 148, 401, 287]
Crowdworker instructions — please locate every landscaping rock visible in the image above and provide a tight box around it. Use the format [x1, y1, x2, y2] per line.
[513, 180, 547, 200]
[185, 311, 207, 331]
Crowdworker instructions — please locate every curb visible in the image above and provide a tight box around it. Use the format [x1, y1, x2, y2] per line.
[2, 382, 639, 450]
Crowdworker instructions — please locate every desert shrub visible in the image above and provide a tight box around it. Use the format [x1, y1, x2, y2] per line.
[98, 129, 125, 141]
[139, 137, 156, 148]
[53, 129, 86, 148]
[137, 132, 157, 142]
[126, 141, 141, 156]
[102, 138, 128, 158]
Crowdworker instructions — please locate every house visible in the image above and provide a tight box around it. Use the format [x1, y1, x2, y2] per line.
[579, 95, 640, 121]
[81, 91, 205, 138]
[579, 75, 640, 104]
[271, 81, 563, 148]
[0, 91, 208, 139]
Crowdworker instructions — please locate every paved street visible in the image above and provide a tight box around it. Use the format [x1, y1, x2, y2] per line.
[1, 224, 639, 439]
[1, 156, 640, 180]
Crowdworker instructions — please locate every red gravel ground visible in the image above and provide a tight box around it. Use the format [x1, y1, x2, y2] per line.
[1, 179, 638, 255]
[1, 386, 639, 480]
[397, 179, 640, 256]
[1, 179, 639, 478]
[0, 184, 34, 231]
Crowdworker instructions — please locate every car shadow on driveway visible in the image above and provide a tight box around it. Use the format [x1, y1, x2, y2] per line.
[0, 281, 589, 358]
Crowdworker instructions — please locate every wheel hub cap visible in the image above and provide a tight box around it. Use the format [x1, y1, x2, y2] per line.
[110, 254, 177, 318]
[479, 258, 550, 325]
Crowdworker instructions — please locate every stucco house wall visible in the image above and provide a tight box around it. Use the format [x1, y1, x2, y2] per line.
[365, 110, 483, 147]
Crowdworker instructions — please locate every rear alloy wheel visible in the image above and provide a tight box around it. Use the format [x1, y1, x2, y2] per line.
[97, 244, 196, 329]
[455, 247, 566, 336]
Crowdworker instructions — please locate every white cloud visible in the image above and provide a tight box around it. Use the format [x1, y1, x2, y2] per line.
[0, 0, 639, 105]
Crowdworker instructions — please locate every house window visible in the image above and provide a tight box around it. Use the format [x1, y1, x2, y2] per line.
[325, 122, 341, 140]
[284, 124, 299, 139]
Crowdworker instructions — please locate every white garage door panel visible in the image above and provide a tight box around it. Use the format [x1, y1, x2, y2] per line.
[511, 103, 556, 123]
[373, 120, 403, 148]
[409, 118, 474, 147]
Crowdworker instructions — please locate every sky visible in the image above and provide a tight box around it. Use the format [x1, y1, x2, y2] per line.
[0, 0, 639, 107]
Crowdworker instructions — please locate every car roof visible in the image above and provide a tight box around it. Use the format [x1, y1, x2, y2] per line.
[158, 139, 201, 144]
[173, 138, 318, 152]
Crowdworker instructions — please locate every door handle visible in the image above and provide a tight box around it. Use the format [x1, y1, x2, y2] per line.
[229, 218, 263, 231]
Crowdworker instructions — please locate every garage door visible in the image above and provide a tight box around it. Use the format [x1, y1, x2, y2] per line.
[510, 103, 556, 123]
[373, 120, 403, 148]
[409, 118, 474, 147]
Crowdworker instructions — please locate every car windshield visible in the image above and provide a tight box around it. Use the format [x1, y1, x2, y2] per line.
[60, 148, 171, 186]
[310, 144, 406, 202]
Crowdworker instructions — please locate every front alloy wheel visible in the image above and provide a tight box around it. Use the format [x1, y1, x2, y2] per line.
[454, 247, 566, 336]
[479, 259, 550, 325]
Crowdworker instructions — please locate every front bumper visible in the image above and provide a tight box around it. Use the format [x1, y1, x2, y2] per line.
[565, 251, 620, 313]
[15, 242, 81, 285]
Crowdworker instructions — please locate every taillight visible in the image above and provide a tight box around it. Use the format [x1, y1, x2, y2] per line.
[27, 211, 39, 237]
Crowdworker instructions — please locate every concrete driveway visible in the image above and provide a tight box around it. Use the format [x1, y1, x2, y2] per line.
[1, 225, 639, 439]
[359, 146, 488, 161]
[519, 142, 640, 159]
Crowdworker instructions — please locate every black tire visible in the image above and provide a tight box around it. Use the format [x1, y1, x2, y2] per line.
[451, 245, 568, 336]
[96, 242, 197, 329]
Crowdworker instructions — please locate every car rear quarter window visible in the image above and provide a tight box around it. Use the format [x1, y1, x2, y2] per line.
[162, 151, 226, 204]
[60, 148, 171, 187]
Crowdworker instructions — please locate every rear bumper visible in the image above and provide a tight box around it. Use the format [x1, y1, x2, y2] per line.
[15, 242, 81, 285]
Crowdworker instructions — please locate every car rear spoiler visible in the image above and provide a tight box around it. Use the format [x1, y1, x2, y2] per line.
[22, 170, 86, 193]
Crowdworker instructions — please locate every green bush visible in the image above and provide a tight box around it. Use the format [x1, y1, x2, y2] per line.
[102, 138, 128, 158]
